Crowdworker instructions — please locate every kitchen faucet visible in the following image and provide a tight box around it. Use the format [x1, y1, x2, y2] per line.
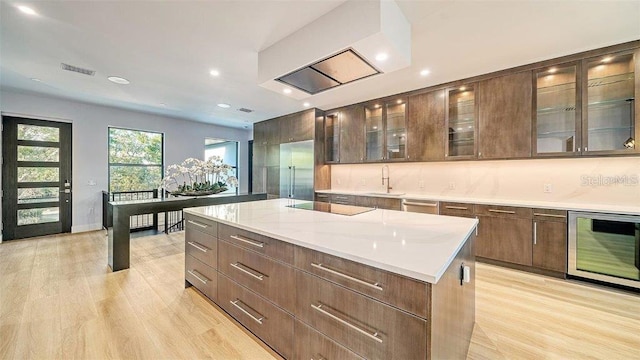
[382, 165, 392, 193]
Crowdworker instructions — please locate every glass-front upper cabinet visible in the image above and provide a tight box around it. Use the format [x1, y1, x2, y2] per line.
[365, 103, 384, 161]
[324, 112, 339, 163]
[446, 85, 476, 159]
[534, 64, 580, 155]
[385, 99, 406, 160]
[583, 50, 638, 153]
[365, 99, 406, 161]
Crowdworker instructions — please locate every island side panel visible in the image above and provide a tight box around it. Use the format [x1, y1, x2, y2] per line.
[429, 232, 476, 360]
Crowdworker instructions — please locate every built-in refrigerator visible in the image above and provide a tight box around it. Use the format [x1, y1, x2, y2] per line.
[279, 140, 314, 200]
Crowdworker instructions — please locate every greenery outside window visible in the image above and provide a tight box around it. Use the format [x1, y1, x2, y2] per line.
[109, 128, 163, 192]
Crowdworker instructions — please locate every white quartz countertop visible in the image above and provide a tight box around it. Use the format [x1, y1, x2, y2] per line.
[315, 190, 640, 215]
[184, 199, 478, 284]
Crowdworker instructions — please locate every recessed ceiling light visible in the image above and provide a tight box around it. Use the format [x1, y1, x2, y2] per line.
[303, 102, 310, 107]
[459, 86, 466, 91]
[374, 104, 380, 108]
[283, 88, 292, 94]
[217, 103, 231, 108]
[601, 56, 613, 63]
[17, 5, 37, 16]
[420, 69, 430, 76]
[396, 99, 402, 104]
[548, 67, 557, 73]
[375, 53, 388, 61]
[209, 69, 220, 77]
[107, 76, 130, 85]
[31, 78, 41, 82]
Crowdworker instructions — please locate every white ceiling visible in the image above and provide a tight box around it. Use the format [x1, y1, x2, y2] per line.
[1, 1, 639, 129]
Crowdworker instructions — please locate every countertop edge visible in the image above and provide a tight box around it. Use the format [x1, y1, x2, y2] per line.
[184, 205, 477, 284]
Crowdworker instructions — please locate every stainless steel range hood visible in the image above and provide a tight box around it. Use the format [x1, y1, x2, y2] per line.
[276, 49, 380, 95]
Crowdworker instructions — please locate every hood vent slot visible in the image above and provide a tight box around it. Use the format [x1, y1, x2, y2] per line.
[60, 63, 96, 76]
[276, 49, 380, 95]
[238, 108, 254, 113]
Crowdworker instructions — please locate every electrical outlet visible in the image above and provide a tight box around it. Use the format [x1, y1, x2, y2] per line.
[418, 180, 425, 189]
[544, 184, 553, 193]
[448, 182, 456, 190]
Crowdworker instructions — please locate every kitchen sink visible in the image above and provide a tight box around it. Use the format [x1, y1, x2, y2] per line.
[367, 192, 406, 196]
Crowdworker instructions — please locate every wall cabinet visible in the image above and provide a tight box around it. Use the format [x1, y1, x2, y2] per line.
[533, 63, 581, 155]
[280, 111, 315, 143]
[324, 105, 366, 164]
[582, 49, 639, 155]
[407, 90, 446, 161]
[446, 85, 478, 159]
[478, 72, 533, 159]
[365, 98, 407, 162]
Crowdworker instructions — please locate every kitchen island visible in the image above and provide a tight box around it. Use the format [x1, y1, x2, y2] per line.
[183, 199, 477, 360]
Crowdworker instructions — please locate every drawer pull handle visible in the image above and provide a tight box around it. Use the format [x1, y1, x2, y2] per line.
[403, 201, 438, 207]
[445, 206, 468, 210]
[533, 212, 566, 219]
[230, 262, 265, 281]
[488, 209, 516, 214]
[311, 303, 383, 343]
[230, 299, 264, 325]
[187, 269, 209, 284]
[230, 235, 265, 248]
[187, 220, 208, 229]
[187, 241, 209, 253]
[311, 263, 382, 291]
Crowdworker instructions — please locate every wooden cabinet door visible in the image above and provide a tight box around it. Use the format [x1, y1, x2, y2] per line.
[407, 90, 446, 161]
[533, 220, 567, 272]
[477, 216, 533, 266]
[265, 116, 282, 145]
[478, 72, 533, 159]
[339, 104, 365, 163]
[253, 121, 269, 146]
[280, 110, 315, 143]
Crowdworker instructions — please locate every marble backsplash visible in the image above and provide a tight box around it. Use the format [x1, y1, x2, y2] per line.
[329, 156, 640, 206]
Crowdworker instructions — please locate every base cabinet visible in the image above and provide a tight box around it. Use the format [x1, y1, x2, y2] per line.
[185, 213, 475, 360]
[532, 209, 568, 272]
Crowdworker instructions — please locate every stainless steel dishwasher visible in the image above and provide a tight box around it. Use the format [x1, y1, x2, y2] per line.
[402, 198, 439, 214]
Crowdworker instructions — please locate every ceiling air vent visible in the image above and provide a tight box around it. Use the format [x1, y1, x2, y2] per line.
[276, 49, 380, 95]
[60, 63, 96, 76]
[238, 108, 254, 113]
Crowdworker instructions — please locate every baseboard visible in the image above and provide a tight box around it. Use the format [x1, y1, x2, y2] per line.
[72, 223, 103, 233]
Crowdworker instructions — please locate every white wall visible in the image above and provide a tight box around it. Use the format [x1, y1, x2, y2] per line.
[331, 156, 640, 207]
[1, 89, 252, 233]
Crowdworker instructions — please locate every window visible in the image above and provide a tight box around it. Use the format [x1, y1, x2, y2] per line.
[109, 128, 163, 192]
[205, 138, 238, 194]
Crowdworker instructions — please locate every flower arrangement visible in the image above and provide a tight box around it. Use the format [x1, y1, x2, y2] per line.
[161, 157, 238, 196]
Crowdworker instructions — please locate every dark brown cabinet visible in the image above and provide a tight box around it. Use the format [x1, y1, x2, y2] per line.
[407, 90, 446, 161]
[365, 98, 407, 162]
[324, 111, 340, 163]
[340, 105, 366, 163]
[446, 85, 478, 159]
[582, 49, 639, 155]
[478, 72, 533, 159]
[532, 209, 567, 273]
[280, 111, 315, 143]
[475, 205, 533, 266]
[355, 195, 401, 210]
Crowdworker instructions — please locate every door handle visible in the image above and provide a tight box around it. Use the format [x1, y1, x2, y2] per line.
[291, 166, 296, 198]
[59, 189, 71, 193]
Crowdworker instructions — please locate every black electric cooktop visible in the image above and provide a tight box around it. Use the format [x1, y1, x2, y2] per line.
[287, 201, 375, 216]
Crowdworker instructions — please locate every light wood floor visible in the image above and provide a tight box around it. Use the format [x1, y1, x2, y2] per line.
[1, 231, 639, 360]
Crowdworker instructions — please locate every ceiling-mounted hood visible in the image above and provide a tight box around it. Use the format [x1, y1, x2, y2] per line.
[259, 0, 411, 99]
[276, 49, 380, 95]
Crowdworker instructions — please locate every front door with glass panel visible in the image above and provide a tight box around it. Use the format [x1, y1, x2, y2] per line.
[2, 116, 72, 240]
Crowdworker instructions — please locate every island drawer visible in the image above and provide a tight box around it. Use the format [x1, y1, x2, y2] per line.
[295, 246, 429, 318]
[315, 193, 330, 203]
[218, 241, 296, 313]
[185, 226, 217, 268]
[185, 254, 217, 301]
[330, 194, 355, 205]
[296, 271, 427, 360]
[439, 202, 475, 217]
[218, 223, 294, 264]
[185, 214, 218, 237]
[294, 320, 364, 360]
[218, 274, 293, 359]
[475, 204, 532, 219]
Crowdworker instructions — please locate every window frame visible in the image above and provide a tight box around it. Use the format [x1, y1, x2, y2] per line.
[108, 127, 164, 192]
